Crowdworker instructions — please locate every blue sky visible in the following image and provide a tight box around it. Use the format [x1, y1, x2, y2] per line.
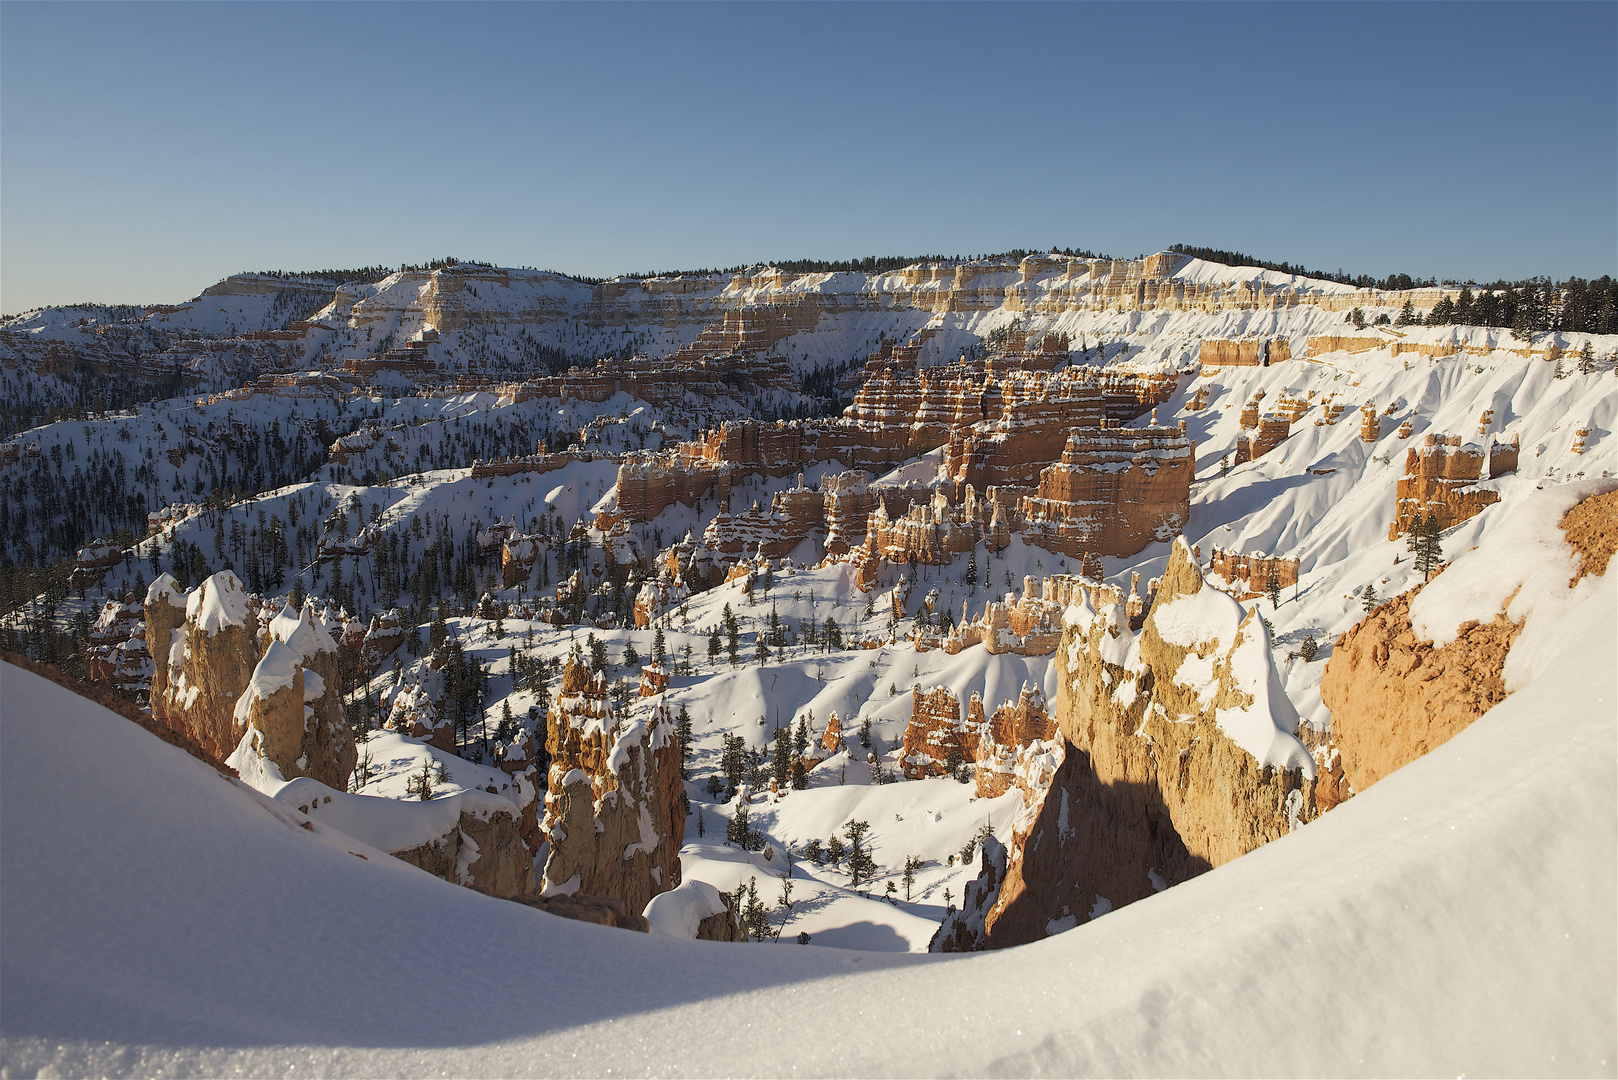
[2, 1, 1613, 311]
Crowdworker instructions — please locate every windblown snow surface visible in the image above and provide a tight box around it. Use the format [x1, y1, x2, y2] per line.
[2, 566, 1613, 1078]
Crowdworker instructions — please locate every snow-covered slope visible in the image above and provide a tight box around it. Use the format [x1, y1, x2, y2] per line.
[3, 567, 1611, 1078]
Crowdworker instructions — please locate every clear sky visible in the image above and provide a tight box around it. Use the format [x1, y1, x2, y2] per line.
[2, 1, 1613, 312]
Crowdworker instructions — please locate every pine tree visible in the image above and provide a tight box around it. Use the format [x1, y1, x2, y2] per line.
[771, 725, 792, 789]
[675, 704, 693, 780]
[964, 550, 978, 592]
[652, 627, 666, 665]
[1362, 582, 1378, 613]
[844, 819, 876, 889]
[1266, 571, 1281, 611]
[707, 629, 721, 665]
[622, 641, 639, 668]
[1579, 341, 1597, 374]
[1416, 515, 1444, 579]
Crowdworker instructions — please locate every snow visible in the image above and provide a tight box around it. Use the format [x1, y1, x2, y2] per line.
[3, 631, 1612, 1076]
[1409, 477, 1618, 690]
[273, 604, 339, 663]
[144, 572, 185, 609]
[1213, 610, 1314, 774]
[231, 638, 299, 724]
[183, 570, 250, 635]
[1151, 578, 1244, 649]
[643, 879, 731, 938]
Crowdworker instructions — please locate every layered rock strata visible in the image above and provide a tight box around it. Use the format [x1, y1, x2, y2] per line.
[1387, 432, 1519, 539]
[1017, 425, 1193, 558]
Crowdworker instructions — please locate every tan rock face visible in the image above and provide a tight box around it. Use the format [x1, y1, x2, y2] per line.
[1018, 425, 1193, 559]
[388, 806, 536, 898]
[975, 540, 1314, 949]
[150, 581, 357, 791]
[157, 573, 262, 761]
[143, 575, 188, 726]
[1322, 487, 1616, 801]
[901, 686, 968, 780]
[1562, 490, 1618, 580]
[1321, 581, 1518, 795]
[540, 656, 684, 916]
[1388, 433, 1517, 540]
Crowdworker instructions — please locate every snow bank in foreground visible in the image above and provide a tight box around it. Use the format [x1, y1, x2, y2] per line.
[2, 598, 1612, 1078]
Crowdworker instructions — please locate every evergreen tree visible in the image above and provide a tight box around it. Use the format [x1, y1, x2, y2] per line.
[1266, 571, 1281, 611]
[902, 856, 921, 901]
[771, 725, 792, 789]
[707, 629, 721, 665]
[622, 641, 638, 668]
[675, 704, 694, 780]
[652, 627, 666, 665]
[1362, 582, 1378, 613]
[822, 616, 843, 650]
[844, 819, 876, 888]
[1416, 515, 1444, 579]
[964, 550, 978, 592]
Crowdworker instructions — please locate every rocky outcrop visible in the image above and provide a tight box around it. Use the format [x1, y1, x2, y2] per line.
[901, 686, 967, 779]
[540, 656, 684, 917]
[1320, 586, 1517, 794]
[928, 834, 1007, 953]
[1199, 337, 1290, 368]
[1324, 484, 1617, 795]
[85, 596, 150, 693]
[1017, 425, 1193, 559]
[1206, 548, 1300, 599]
[956, 538, 1315, 950]
[965, 684, 1056, 798]
[152, 571, 262, 760]
[143, 574, 187, 722]
[643, 879, 744, 941]
[944, 574, 1100, 656]
[1387, 432, 1517, 539]
[147, 577, 356, 790]
[274, 777, 534, 898]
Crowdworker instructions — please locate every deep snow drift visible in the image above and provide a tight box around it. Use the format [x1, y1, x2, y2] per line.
[2, 576, 1612, 1076]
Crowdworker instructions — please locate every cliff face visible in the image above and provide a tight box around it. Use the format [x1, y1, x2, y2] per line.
[955, 539, 1314, 950]
[1320, 587, 1517, 793]
[1324, 484, 1617, 795]
[540, 656, 685, 916]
